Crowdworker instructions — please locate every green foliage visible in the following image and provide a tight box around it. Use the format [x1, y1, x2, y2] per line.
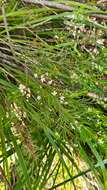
[0, 1, 107, 189]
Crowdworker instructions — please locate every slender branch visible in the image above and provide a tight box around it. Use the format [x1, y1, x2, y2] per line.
[23, 0, 74, 11]
[97, 0, 107, 4]
[90, 13, 107, 19]
[23, 0, 107, 19]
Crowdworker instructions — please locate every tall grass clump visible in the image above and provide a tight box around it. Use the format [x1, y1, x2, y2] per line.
[0, 0, 107, 189]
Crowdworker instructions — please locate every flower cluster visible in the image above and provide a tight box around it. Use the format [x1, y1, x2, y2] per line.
[51, 90, 68, 105]
[34, 72, 53, 86]
[51, 91, 57, 96]
[34, 73, 69, 105]
[60, 96, 65, 104]
[11, 102, 26, 121]
[19, 84, 31, 99]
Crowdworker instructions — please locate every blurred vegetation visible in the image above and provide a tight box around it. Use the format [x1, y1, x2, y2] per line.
[0, 0, 107, 189]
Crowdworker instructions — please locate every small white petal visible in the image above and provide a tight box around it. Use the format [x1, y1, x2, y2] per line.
[60, 100, 63, 104]
[37, 96, 41, 100]
[60, 96, 65, 101]
[41, 78, 46, 83]
[64, 102, 68, 105]
[34, 73, 38, 78]
[51, 91, 57, 96]
[54, 35, 59, 39]
[45, 72, 49, 76]
[97, 39, 104, 45]
[48, 80, 53, 85]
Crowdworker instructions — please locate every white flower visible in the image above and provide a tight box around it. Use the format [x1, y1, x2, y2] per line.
[12, 103, 22, 121]
[103, 97, 107, 102]
[60, 100, 63, 104]
[93, 48, 98, 54]
[70, 73, 78, 79]
[19, 84, 26, 95]
[54, 35, 59, 39]
[26, 93, 31, 99]
[45, 72, 49, 76]
[23, 112, 27, 118]
[48, 80, 53, 85]
[34, 73, 38, 78]
[28, 88, 30, 93]
[97, 39, 104, 45]
[60, 96, 65, 101]
[98, 139, 104, 144]
[70, 123, 75, 130]
[74, 144, 78, 147]
[40, 75, 46, 83]
[41, 78, 46, 83]
[66, 26, 71, 31]
[37, 95, 41, 101]
[6, 112, 9, 118]
[87, 92, 98, 99]
[74, 120, 78, 124]
[64, 101, 68, 105]
[51, 91, 57, 96]
[80, 26, 86, 33]
[19, 84, 31, 98]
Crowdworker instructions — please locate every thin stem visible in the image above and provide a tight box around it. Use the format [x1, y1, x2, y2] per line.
[23, 0, 107, 19]
[49, 159, 107, 189]
[23, 0, 74, 11]
[0, 165, 13, 190]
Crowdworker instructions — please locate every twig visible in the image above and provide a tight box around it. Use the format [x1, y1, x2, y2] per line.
[97, 0, 107, 4]
[23, 0, 74, 11]
[90, 13, 107, 19]
[23, 0, 107, 20]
